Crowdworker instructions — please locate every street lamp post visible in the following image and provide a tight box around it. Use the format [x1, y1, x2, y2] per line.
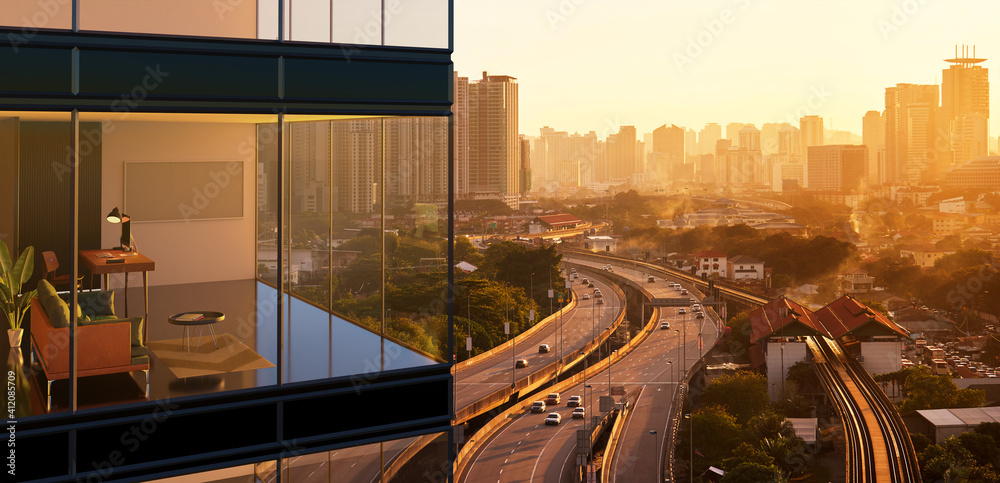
[685, 413, 694, 482]
[674, 328, 681, 384]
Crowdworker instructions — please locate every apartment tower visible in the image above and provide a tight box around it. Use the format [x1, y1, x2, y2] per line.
[468, 72, 520, 205]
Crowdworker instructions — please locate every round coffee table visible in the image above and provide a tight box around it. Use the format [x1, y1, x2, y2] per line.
[168, 311, 225, 352]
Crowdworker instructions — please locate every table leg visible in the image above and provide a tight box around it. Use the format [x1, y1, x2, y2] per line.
[184, 326, 190, 352]
[102, 274, 109, 291]
[124, 271, 129, 317]
[196, 326, 205, 352]
[143, 271, 149, 344]
[208, 323, 219, 348]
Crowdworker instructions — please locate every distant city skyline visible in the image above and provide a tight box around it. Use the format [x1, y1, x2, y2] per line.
[454, 0, 999, 139]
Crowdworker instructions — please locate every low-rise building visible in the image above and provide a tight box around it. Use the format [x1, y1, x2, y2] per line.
[900, 247, 956, 268]
[694, 250, 727, 278]
[583, 235, 617, 252]
[727, 255, 765, 280]
[840, 268, 875, 294]
[533, 214, 584, 232]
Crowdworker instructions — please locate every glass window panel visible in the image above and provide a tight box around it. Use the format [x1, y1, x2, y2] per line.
[279, 431, 449, 482]
[2, 111, 73, 416]
[5, 112, 278, 417]
[286, 121, 332, 307]
[331, 0, 382, 45]
[80, 0, 259, 39]
[383, 117, 450, 367]
[146, 463, 256, 482]
[257, 0, 280, 40]
[383, 0, 449, 49]
[0, 0, 72, 30]
[289, 0, 331, 42]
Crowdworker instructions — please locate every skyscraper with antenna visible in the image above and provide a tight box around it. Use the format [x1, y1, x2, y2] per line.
[942, 44, 990, 167]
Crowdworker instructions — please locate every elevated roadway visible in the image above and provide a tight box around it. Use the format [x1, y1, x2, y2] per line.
[461, 258, 719, 482]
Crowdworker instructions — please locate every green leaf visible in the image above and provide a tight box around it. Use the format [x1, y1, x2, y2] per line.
[12, 246, 34, 292]
[0, 240, 11, 276]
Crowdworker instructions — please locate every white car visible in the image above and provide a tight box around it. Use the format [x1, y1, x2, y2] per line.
[678, 308, 686, 315]
[545, 412, 562, 425]
[583, 294, 591, 300]
[567, 395, 582, 407]
[572, 407, 585, 419]
[530, 401, 546, 413]
[660, 321, 671, 330]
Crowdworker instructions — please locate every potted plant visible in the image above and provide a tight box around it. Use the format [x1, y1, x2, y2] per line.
[0, 240, 36, 347]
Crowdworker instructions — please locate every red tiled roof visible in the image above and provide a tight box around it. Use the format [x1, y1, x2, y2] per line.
[536, 214, 582, 226]
[694, 250, 727, 258]
[814, 296, 910, 340]
[749, 297, 832, 344]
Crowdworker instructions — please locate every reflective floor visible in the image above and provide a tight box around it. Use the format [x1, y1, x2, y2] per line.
[11, 279, 437, 416]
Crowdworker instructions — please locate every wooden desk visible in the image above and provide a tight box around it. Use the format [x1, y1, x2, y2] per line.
[79, 250, 155, 341]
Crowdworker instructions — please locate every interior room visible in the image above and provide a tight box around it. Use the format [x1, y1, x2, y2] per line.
[2, 111, 447, 416]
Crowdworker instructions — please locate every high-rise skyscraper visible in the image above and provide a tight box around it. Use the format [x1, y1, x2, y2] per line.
[453, 72, 470, 197]
[726, 122, 747, 147]
[737, 125, 764, 185]
[685, 128, 698, 156]
[862, 110, 886, 186]
[807, 145, 868, 193]
[331, 119, 381, 213]
[777, 124, 801, 157]
[607, 125, 638, 180]
[289, 121, 332, 213]
[652, 124, 685, 181]
[468, 71, 520, 205]
[942, 45, 989, 166]
[800, 115, 824, 157]
[519, 135, 532, 195]
[885, 83, 940, 184]
[385, 117, 449, 206]
[699, 123, 722, 155]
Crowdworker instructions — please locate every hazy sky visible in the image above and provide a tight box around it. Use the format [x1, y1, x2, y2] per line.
[453, 0, 1000, 140]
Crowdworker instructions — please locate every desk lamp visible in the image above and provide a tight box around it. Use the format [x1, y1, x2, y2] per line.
[106, 207, 135, 252]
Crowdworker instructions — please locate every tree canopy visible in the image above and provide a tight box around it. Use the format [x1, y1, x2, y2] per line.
[700, 371, 770, 425]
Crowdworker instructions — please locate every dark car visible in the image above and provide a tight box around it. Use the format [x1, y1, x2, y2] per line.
[515, 359, 528, 368]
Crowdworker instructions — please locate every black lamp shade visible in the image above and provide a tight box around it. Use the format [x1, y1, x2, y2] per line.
[106, 207, 132, 251]
[107, 207, 122, 223]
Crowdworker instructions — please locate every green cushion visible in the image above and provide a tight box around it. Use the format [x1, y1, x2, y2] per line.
[61, 290, 115, 317]
[130, 355, 149, 366]
[79, 316, 145, 348]
[36, 280, 70, 329]
[130, 346, 149, 358]
[89, 315, 118, 321]
[59, 290, 116, 319]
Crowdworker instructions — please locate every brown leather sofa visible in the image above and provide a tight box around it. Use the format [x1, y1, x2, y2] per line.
[29, 280, 149, 411]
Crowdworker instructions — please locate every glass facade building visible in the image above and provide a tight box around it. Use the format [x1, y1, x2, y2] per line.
[1, 1, 454, 481]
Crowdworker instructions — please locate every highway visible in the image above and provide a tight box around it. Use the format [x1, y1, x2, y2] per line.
[461, 258, 720, 482]
[324, 266, 624, 483]
[455, 270, 624, 412]
[264, 437, 413, 483]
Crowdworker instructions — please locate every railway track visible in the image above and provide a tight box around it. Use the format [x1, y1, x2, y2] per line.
[564, 250, 920, 482]
[809, 336, 921, 483]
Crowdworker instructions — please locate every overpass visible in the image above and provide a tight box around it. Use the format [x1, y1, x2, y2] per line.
[562, 249, 919, 483]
